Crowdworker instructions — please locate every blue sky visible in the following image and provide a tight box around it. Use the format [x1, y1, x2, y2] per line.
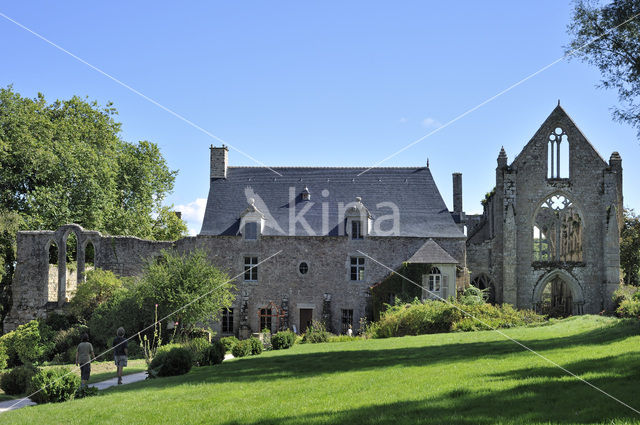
[1, 1, 638, 235]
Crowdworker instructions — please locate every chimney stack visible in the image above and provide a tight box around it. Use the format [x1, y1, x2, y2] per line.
[452, 173, 462, 213]
[210, 145, 228, 179]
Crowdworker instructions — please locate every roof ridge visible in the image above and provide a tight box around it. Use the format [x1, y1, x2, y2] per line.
[228, 166, 428, 169]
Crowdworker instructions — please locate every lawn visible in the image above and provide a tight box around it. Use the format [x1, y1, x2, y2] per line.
[3, 316, 640, 424]
[0, 359, 147, 401]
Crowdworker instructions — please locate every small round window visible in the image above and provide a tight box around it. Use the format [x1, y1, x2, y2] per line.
[299, 262, 309, 275]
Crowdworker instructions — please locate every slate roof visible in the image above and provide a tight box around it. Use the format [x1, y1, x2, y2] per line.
[405, 239, 458, 264]
[200, 167, 464, 238]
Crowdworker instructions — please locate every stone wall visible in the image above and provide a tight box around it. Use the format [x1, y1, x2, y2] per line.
[4, 224, 466, 334]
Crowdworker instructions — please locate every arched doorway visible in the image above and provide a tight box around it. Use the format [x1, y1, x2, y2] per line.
[533, 270, 584, 316]
[471, 274, 495, 304]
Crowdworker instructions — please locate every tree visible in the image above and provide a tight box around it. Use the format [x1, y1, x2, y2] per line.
[140, 250, 234, 333]
[621, 208, 640, 285]
[0, 86, 188, 325]
[567, 0, 640, 136]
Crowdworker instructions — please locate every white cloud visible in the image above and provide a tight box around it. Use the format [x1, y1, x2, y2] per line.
[422, 117, 441, 128]
[175, 198, 207, 236]
[398, 117, 408, 124]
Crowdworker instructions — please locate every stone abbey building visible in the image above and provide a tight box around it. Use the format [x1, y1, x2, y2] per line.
[3, 105, 623, 334]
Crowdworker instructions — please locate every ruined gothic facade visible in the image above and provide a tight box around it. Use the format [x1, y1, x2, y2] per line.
[466, 105, 623, 315]
[3, 105, 622, 334]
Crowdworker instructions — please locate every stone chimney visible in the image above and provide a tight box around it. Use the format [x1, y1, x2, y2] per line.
[210, 145, 228, 179]
[452, 173, 462, 213]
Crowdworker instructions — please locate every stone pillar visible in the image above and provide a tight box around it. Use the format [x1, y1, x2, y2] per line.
[322, 293, 332, 333]
[502, 166, 517, 306]
[239, 290, 250, 339]
[210, 145, 228, 179]
[281, 294, 289, 330]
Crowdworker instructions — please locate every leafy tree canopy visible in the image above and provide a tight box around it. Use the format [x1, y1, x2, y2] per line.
[621, 208, 640, 285]
[567, 0, 640, 136]
[0, 86, 187, 239]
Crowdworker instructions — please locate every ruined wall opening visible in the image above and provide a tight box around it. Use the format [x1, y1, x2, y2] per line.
[547, 127, 569, 179]
[47, 241, 59, 302]
[65, 232, 78, 299]
[533, 194, 582, 262]
[84, 240, 95, 278]
[470, 274, 495, 304]
[537, 277, 573, 317]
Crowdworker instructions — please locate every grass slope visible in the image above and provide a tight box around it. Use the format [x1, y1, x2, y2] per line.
[4, 316, 640, 424]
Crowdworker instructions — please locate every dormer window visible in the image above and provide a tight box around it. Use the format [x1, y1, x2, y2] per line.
[351, 220, 363, 240]
[244, 222, 258, 240]
[344, 196, 372, 239]
[239, 197, 264, 240]
[301, 186, 311, 201]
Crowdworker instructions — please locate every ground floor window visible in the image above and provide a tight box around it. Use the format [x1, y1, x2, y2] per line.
[428, 267, 441, 293]
[221, 308, 234, 333]
[341, 309, 354, 334]
[260, 308, 273, 332]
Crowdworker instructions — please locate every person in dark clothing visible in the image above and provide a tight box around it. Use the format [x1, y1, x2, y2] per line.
[76, 333, 95, 388]
[113, 327, 128, 385]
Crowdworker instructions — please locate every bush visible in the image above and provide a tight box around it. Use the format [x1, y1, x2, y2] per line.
[231, 340, 252, 358]
[28, 367, 80, 404]
[11, 321, 46, 365]
[367, 300, 546, 338]
[43, 312, 72, 332]
[328, 335, 360, 343]
[47, 324, 89, 362]
[219, 336, 239, 353]
[271, 330, 295, 350]
[0, 342, 7, 371]
[0, 364, 38, 395]
[74, 385, 99, 399]
[185, 337, 210, 366]
[148, 347, 192, 377]
[248, 337, 263, 355]
[458, 286, 486, 306]
[202, 341, 225, 366]
[67, 269, 124, 323]
[614, 285, 640, 317]
[302, 321, 330, 344]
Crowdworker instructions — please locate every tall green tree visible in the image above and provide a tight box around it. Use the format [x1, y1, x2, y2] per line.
[0, 86, 188, 324]
[621, 208, 640, 285]
[567, 0, 640, 136]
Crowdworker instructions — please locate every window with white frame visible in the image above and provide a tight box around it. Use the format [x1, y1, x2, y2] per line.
[351, 220, 363, 239]
[350, 257, 365, 281]
[428, 267, 441, 293]
[244, 222, 258, 240]
[244, 256, 258, 281]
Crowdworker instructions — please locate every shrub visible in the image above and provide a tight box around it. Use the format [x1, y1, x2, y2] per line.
[458, 286, 486, 306]
[6, 320, 51, 365]
[248, 337, 263, 355]
[185, 337, 210, 366]
[148, 347, 192, 377]
[328, 335, 360, 343]
[220, 336, 239, 353]
[0, 342, 7, 371]
[366, 300, 545, 338]
[67, 269, 124, 323]
[272, 330, 295, 350]
[614, 284, 640, 317]
[74, 385, 99, 399]
[302, 321, 330, 344]
[183, 327, 212, 341]
[47, 324, 89, 362]
[0, 364, 38, 395]
[28, 367, 80, 404]
[43, 312, 72, 331]
[231, 340, 252, 358]
[202, 341, 225, 366]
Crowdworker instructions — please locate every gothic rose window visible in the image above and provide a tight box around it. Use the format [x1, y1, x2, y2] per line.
[533, 194, 582, 262]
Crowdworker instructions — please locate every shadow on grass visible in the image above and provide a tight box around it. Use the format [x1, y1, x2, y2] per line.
[112, 318, 639, 391]
[106, 318, 640, 423]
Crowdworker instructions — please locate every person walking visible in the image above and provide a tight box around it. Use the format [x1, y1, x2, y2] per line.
[113, 327, 128, 385]
[75, 333, 95, 388]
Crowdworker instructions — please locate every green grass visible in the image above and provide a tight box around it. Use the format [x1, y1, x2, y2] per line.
[4, 316, 640, 424]
[0, 359, 147, 401]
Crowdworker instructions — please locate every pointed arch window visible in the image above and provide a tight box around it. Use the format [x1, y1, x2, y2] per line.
[547, 127, 569, 179]
[533, 194, 582, 262]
